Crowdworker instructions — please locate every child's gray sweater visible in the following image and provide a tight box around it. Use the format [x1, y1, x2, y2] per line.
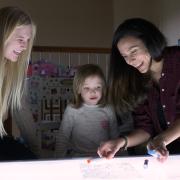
[55, 104, 119, 158]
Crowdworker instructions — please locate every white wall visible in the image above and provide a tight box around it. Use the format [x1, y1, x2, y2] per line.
[113, 0, 180, 46]
[113, 0, 160, 30]
[1, 0, 180, 47]
[159, 0, 180, 45]
[0, 0, 113, 47]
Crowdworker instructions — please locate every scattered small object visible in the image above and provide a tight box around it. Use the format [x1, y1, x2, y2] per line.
[143, 159, 149, 169]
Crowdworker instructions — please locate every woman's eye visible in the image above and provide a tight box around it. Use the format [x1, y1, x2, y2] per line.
[84, 87, 89, 91]
[131, 50, 137, 54]
[17, 38, 24, 43]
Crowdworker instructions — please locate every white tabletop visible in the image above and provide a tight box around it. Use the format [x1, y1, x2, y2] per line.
[0, 155, 179, 180]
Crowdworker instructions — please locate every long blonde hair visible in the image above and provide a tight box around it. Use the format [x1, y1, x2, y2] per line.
[0, 7, 36, 137]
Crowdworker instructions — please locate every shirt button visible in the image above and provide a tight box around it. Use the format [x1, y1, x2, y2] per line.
[162, 105, 166, 108]
[167, 121, 170, 125]
[161, 73, 165, 77]
[161, 88, 165, 92]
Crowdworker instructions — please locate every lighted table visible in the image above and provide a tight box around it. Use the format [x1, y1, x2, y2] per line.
[0, 155, 179, 180]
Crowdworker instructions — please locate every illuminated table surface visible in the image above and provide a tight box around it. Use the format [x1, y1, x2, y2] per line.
[0, 155, 179, 180]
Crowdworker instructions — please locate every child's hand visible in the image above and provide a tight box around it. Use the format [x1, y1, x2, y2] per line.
[147, 137, 169, 163]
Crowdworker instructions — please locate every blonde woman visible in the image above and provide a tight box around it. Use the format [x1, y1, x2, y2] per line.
[0, 6, 37, 160]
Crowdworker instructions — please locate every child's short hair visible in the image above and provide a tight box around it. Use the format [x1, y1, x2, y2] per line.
[72, 64, 107, 108]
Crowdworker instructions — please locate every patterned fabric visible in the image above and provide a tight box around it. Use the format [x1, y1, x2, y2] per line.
[27, 76, 73, 157]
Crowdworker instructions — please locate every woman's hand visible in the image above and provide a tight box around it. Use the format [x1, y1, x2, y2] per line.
[97, 138, 126, 159]
[147, 136, 169, 163]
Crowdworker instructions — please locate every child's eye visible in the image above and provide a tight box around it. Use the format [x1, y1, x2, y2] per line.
[96, 87, 102, 91]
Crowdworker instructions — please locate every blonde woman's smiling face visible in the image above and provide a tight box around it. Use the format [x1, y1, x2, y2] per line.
[4, 25, 32, 62]
[117, 36, 152, 73]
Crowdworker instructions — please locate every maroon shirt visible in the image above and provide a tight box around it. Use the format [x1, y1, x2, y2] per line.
[133, 46, 180, 139]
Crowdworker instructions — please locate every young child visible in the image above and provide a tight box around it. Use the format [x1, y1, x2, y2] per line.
[55, 64, 119, 158]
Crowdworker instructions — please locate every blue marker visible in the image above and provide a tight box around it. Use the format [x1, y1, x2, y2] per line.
[147, 149, 160, 158]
